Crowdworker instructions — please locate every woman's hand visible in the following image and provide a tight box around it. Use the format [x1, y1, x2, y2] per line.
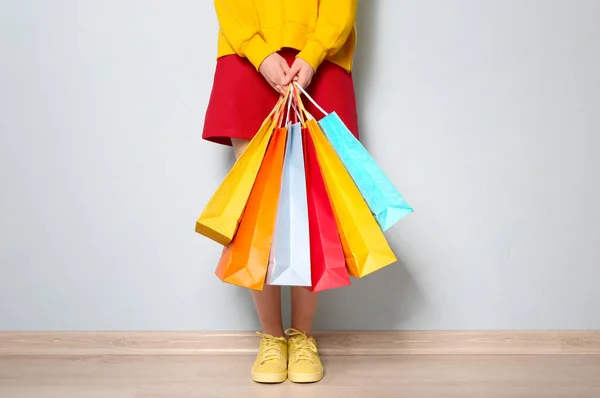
[259, 53, 291, 95]
[284, 58, 315, 89]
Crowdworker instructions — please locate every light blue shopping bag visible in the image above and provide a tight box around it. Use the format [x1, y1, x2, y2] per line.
[266, 121, 312, 286]
[295, 83, 413, 231]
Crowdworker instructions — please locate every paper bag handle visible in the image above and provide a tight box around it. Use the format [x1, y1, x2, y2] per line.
[273, 88, 293, 127]
[293, 82, 328, 117]
[283, 84, 295, 126]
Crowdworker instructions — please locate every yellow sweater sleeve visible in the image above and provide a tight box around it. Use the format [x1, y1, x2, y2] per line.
[297, 0, 358, 71]
[213, 0, 276, 70]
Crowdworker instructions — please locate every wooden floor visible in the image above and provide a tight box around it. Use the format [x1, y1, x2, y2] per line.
[1, 355, 600, 398]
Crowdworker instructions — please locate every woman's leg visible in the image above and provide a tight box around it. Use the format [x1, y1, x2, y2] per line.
[288, 287, 323, 383]
[290, 287, 319, 335]
[231, 138, 285, 338]
[231, 138, 251, 159]
[252, 285, 284, 337]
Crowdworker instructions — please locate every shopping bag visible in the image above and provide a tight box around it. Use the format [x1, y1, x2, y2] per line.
[295, 83, 413, 231]
[215, 127, 288, 290]
[319, 113, 413, 230]
[195, 96, 286, 245]
[303, 129, 351, 292]
[266, 121, 311, 286]
[304, 117, 397, 278]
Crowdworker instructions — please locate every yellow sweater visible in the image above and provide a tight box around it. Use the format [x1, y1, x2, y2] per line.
[214, 0, 358, 72]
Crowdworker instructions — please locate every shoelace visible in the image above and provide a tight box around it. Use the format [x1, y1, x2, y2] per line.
[256, 332, 285, 364]
[285, 328, 318, 364]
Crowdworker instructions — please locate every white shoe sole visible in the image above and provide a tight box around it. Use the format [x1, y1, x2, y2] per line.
[288, 369, 324, 383]
[252, 370, 288, 384]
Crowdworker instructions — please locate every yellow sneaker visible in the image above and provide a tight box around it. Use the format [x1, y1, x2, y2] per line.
[251, 332, 288, 384]
[285, 328, 324, 383]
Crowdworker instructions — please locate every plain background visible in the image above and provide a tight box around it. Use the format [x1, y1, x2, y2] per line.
[1, 0, 599, 331]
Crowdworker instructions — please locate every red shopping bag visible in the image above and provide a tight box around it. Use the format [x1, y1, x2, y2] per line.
[303, 129, 351, 292]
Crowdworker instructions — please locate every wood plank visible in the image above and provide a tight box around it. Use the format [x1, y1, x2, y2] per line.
[0, 386, 139, 398]
[1, 355, 600, 398]
[1, 331, 600, 356]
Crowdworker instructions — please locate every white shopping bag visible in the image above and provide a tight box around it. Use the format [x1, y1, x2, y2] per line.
[267, 120, 311, 286]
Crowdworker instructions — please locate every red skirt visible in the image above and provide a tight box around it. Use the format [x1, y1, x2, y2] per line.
[202, 49, 359, 146]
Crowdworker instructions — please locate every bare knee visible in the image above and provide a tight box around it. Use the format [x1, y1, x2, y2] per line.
[231, 138, 251, 159]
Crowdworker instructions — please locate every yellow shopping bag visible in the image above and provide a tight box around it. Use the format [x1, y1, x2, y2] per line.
[305, 118, 397, 277]
[195, 95, 286, 245]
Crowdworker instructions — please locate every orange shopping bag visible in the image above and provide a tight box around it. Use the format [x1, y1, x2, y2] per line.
[215, 127, 288, 290]
[305, 117, 397, 278]
[195, 96, 286, 245]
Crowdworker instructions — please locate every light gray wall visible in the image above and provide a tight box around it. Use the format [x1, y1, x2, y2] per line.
[1, 0, 599, 331]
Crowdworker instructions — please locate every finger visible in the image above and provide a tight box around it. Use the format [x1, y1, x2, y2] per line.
[276, 82, 288, 95]
[303, 76, 312, 89]
[296, 73, 308, 89]
[283, 83, 293, 94]
[300, 69, 314, 88]
[283, 65, 300, 85]
[269, 81, 281, 94]
[279, 59, 291, 75]
[281, 72, 294, 85]
[279, 62, 292, 83]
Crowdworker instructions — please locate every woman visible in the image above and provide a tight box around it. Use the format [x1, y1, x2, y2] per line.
[203, 0, 359, 384]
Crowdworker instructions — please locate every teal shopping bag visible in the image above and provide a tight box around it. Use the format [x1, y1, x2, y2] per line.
[295, 83, 413, 231]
